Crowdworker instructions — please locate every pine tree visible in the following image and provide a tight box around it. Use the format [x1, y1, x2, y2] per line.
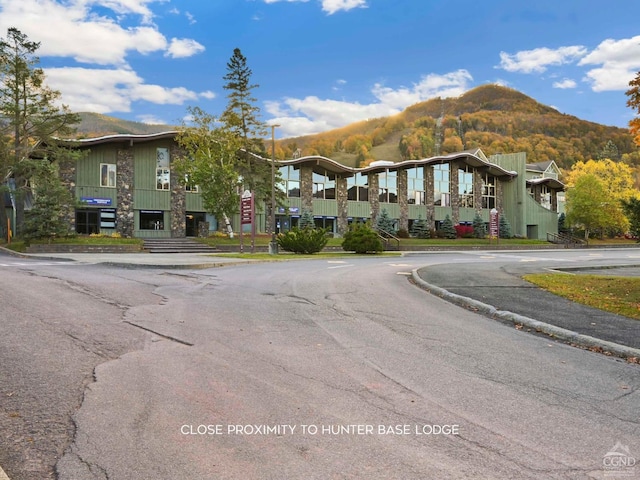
[375, 208, 396, 236]
[298, 210, 315, 229]
[557, 213, 568, 235]
[220, 48, 279, 212]
[472, 213, 486, 238]
[22, 160, 77, 242]
[440, 214, 457, 239]
[0, 28, 79, 238]
[499, 214, 513, 238]
[410, 215, 430, 238]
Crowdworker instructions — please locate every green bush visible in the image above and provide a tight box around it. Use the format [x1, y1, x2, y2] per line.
[277, 226, 328, 254]
[439, 215, 457, 239]
[410, 216, 430, 239]
[342, 222, 383, 254]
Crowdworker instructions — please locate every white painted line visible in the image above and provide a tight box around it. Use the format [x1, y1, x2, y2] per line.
[0, 464, 10, 480]
[327, 260, 347, 264]
[387, 263, 411, 267]
[328, 264, 354, 269]
[396, 271, 412, 276]
[519, 259, 538, 262]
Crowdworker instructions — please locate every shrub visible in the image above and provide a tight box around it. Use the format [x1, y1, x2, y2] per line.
[277, 226, 328, 254]
[342, 222, 383, 254]
[298, 210, 315, 229]
[454, 224, 474, 238]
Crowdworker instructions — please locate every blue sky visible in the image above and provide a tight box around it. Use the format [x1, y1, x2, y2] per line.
[1, 0, 639, 138]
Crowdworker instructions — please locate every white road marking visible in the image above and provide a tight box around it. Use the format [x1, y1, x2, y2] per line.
[328, 264, 354, 269]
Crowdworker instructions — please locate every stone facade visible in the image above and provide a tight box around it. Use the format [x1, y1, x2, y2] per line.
[300, 165, 313, 215]
[336, 176, 348, 236]
[368, 174, 380, 224]
[170, 145, 186, 237]
[450, 162, 460, 224]
[425, 166, 435, 231]
[58, 159, 77, 232]
[116, 148, 135, 238]
[397, 169, 408, 232]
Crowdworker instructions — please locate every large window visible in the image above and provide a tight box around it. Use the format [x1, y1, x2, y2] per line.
[100, 163, 116, 188]
[378, 170, 397, 203]
[140, 210, 164, 230]
[156, 148, 170, 190]
[347, 173, 368, 201]
[459, 165, 473, 208]
[313, 171, 336, 200]
[482, 173, 496, 209]
[407, 167, 425, 205]
[434, 164, 450, 206]
[278, 166, 300, 198]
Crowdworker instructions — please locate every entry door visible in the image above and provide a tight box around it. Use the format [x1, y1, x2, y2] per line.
[185, 212, 206, 237]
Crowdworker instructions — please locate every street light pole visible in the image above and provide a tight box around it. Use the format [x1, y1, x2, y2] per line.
[269, 124, 280, 255]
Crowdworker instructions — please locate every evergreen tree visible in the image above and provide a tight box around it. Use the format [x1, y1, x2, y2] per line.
[220, 48, 279, 214]
[410, 215, 430, 238]
[375, 208, 396, 236]
[499, 214, 513, 238]
[440, 214, 457, 239]
[472, 213, 486, 238]
[557, 212, 568, 235]
[0, 28, 80, 238]
[298, 210, 315, 229]
[622, 198, 640, 242]
[22, 160, 77, 241]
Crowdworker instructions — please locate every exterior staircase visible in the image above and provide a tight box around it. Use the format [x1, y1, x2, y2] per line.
[142, 238, 219, 253]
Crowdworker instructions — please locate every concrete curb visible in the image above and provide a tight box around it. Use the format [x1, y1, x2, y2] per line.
[411, 269, 640, 360]
[0, 465, 10, 480]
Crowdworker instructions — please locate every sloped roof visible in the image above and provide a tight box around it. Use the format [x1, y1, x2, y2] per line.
[526, 177, 565, 190]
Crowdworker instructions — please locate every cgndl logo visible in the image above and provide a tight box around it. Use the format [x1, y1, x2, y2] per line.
[603, 442, 636, 477]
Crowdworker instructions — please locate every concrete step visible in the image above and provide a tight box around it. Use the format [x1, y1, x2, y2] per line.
[142, 238, 219, 254]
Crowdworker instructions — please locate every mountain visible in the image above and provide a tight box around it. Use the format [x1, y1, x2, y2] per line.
[72, 112, 176, 137]
[277, 84, 639, 170]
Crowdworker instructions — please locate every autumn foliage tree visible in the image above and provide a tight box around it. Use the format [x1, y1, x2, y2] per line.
[626, 71, 640, 147]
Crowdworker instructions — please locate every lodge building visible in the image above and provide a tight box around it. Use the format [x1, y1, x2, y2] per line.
[47, 132, 563, 240]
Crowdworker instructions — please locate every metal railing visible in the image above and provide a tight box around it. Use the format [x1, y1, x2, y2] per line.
[547, 232, 587, 247]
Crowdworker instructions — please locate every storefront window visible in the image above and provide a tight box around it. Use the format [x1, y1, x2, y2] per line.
[459, 165, 473, 208]
[482, 173, 496, 209]
[140, 210, 164, 230]
[379, 170, 397, 203]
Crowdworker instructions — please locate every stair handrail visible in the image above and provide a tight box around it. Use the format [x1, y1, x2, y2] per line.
[375, 227, 401, 250]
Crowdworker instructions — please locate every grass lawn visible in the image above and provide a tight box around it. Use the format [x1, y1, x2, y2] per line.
[523, 273, 640, 320]
[3, 236, 143, 253]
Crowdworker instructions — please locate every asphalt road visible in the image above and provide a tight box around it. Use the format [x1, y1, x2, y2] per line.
[0, 250, 639, 479]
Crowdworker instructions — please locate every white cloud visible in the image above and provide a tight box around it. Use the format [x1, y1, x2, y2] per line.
[199, 90, 216, 100]
[578, 35, 640, 91]
[321, 0, 367, 14]
[137, 114, 170, 125]
[497, 46, 587, 74]
[165, 38, 205, 59]
[553, 78, 577, 89]
[265, 70, 473, 137]
[262, 0, 367, 14]
[0, 0, 171, 65]
[44, 66, 199, 113]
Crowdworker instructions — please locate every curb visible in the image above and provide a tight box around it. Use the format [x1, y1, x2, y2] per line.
[0, 465, 10, 480]
[411, 269, 640, 360]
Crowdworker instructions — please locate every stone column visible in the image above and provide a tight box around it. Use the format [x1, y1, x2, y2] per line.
[496, 178, 504, 213]
[473, 169, 483, 214]
[450, 162, 460, 224]
[336, 176, 348, 236]
[425, 165, 435, 231]
[116, 148, 135, 238]
[58, 158, 77, 232]
[170, 144, 186, 237]
[368, 173, 380, 225]
[300, 165, 313, 215]
[398, 169, 408, 232]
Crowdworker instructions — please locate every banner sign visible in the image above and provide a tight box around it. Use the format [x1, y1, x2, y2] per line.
[81, 197, 112, 206]
[241, 191, 254, 225]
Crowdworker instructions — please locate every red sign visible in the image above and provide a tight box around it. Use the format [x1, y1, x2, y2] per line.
[241, 192, 253, 225]
[489, 209, 499, 238]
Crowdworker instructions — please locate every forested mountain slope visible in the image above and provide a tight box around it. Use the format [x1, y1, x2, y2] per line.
[278, 84, 638, 171]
